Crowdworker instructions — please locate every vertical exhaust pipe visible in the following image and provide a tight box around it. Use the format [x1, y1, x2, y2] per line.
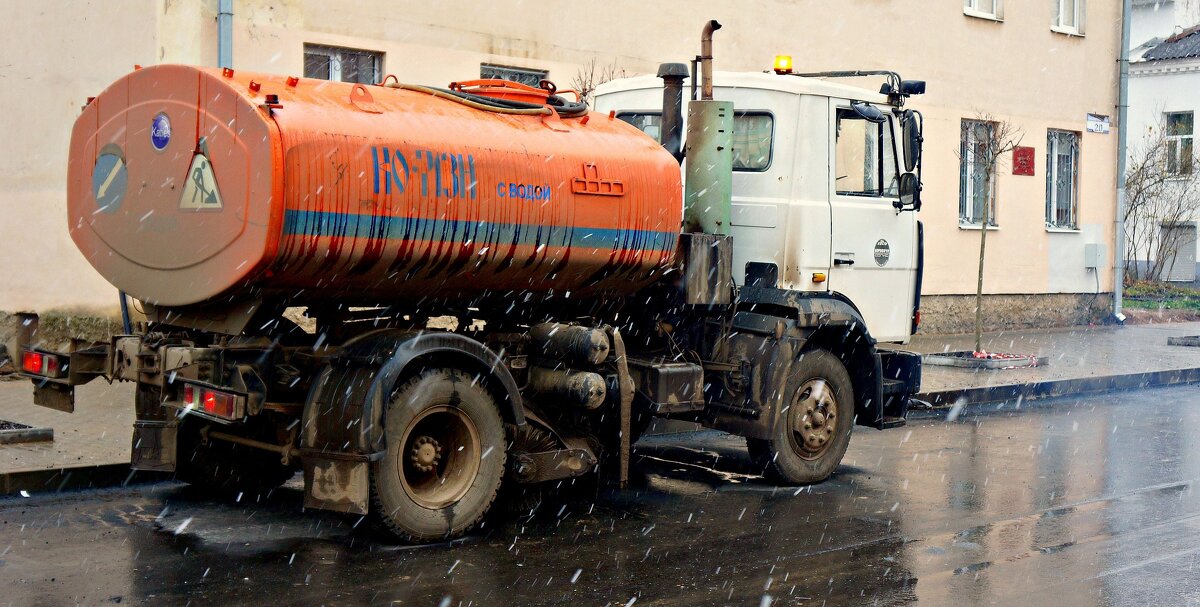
[699, 20, 722, 101]
[657, 63, 689, 162]
[683, 19, 733, 234]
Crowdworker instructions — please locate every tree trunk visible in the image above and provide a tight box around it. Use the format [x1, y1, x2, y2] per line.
[975, 170, 990, 355]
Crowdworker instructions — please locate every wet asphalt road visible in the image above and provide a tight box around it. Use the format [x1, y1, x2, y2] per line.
[4, 386, 1200, 606]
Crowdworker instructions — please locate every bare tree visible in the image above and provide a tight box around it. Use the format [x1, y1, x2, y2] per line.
[571, 58, 626, 107]
[1123, 119, 1200, 283]
[958, 114, 1023, 354]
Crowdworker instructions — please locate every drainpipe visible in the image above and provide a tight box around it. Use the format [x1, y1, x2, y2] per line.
[1114, 0, 1132, 322]
[218, 0, 233, 69]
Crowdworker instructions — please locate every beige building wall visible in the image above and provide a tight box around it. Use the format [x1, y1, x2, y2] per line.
[1, 0, 1121, 324]
[0, 1, 162, 312]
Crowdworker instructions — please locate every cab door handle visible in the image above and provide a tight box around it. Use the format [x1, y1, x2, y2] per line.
[834, 257, 855, 266]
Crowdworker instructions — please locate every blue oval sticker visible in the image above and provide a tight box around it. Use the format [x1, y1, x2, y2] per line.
[151, 112, 171, 151]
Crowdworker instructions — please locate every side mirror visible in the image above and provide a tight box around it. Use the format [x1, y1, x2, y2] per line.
[900, 80, 926, 96]
[898, 172, 921, 211]
[850, 101, 886, 124]
[902, 110, 923, 173]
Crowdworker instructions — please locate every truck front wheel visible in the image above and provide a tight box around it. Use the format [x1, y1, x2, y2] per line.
[370, 368, 507, 542]
[746, 349, 854, 484]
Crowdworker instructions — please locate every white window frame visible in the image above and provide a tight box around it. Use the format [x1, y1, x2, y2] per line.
[303, 44, 383, 84]
[1165, 111, 1195, 177]
[1046, 130, 1080, 231]
[960, 119, 999, 227]
[1051, 0, 1086, 35]
[963, 0, 1004, 21]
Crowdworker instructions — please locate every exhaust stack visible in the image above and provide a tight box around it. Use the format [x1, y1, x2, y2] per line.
[683, 20, 733, 234]
[699, 20, 721, 100]
[657, 63, 689, 162]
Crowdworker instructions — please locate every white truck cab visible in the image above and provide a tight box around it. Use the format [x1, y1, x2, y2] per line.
[596, 70, 924, 343]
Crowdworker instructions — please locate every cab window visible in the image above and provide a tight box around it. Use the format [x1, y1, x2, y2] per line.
[617, 111, 774, 171]
[835, 108, 899, 197]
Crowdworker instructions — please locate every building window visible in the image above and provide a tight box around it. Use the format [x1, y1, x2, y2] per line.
[960, 120, 998, 226]
[835, 108, 899, 197]
[1046, 130, 1080, 229]
[615, 111, 775, 172]
[480, 64, 548, 87]
[303, 44, 382, 84]
[1166, 111, 1195, 176]
[964, 0, 1003, 20]
[1052, 0, 1085, 34]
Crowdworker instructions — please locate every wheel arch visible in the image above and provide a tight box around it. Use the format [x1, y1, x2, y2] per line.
[299, 329, 523, 515]
[736, 286, 885, 430]
[800, 322, 884, 430]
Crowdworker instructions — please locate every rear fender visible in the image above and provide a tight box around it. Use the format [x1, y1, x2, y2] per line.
[299, 330, 523, 514]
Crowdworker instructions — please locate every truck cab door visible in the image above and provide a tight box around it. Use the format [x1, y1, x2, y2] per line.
[826, 101, 918, 343]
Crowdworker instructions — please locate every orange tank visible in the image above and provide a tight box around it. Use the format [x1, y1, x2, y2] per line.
[67, 65, 682, 308]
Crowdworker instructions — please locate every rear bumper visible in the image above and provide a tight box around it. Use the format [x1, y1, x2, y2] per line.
[5, 312, 127, 413]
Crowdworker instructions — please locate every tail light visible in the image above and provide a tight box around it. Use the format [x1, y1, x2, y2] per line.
[21, 350, 65, 379]
[202, 390, 236, 418]
[179, 382, 239, 419]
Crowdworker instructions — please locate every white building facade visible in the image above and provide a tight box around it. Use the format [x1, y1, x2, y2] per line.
[1127, 0, 1200, 281]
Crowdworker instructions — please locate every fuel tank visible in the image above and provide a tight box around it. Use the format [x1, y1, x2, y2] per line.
[67, 65, 682, 308]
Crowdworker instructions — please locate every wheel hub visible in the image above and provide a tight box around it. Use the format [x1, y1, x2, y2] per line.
[791, 379, 838, 459]
[409, 436, 442, 472]
[397, 406, 481, 510]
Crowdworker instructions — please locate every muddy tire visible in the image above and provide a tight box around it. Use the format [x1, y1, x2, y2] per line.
[370, 368, 507, 543]
[174, 417, 297, 496]
[746, 349, 854, 484]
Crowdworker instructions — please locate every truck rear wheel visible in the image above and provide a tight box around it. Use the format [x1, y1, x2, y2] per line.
[746, 349, 854, 484]
[370, 368, 507, 542]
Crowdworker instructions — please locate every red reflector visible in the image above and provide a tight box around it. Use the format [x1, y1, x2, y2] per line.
[914, 310, 922, 329]
[183, 385, 196, 407]
[21, 351, 43, 374]
[200, 389, 235, 418]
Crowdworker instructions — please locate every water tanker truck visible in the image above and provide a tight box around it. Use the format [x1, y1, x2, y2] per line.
[8, 22, 925, 542]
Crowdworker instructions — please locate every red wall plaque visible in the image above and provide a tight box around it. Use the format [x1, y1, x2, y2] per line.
[1012, 146, 1035, 176]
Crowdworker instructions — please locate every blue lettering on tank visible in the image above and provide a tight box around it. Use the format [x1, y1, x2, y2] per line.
[374, 145, 557, 204]
[371, 147, 409, 195]
[498, 182, 552, 201]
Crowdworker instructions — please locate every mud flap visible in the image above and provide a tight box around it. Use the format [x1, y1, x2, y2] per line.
[32, 382, 74, 413]
[879, 350, 922, 427]
[302, 456, 371, 515]
[131, 420, 177, 472]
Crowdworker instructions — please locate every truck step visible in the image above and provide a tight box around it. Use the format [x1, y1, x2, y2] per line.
[880, 415, 907, 429]
[882, 378, 907, 397]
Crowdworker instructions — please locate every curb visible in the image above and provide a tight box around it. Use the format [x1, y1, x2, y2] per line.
[6, 368, 1200, 495]
[0, 464, 168, 496]
[916, 366, 1200, 409]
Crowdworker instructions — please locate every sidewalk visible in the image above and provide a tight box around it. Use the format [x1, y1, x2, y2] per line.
[904, 321, 1200, 403]
[4, 321, 1200, 492]
[0, 379, 135, 492]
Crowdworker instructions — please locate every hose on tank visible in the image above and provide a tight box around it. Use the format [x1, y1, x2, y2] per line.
[386, 83, 590, 118]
